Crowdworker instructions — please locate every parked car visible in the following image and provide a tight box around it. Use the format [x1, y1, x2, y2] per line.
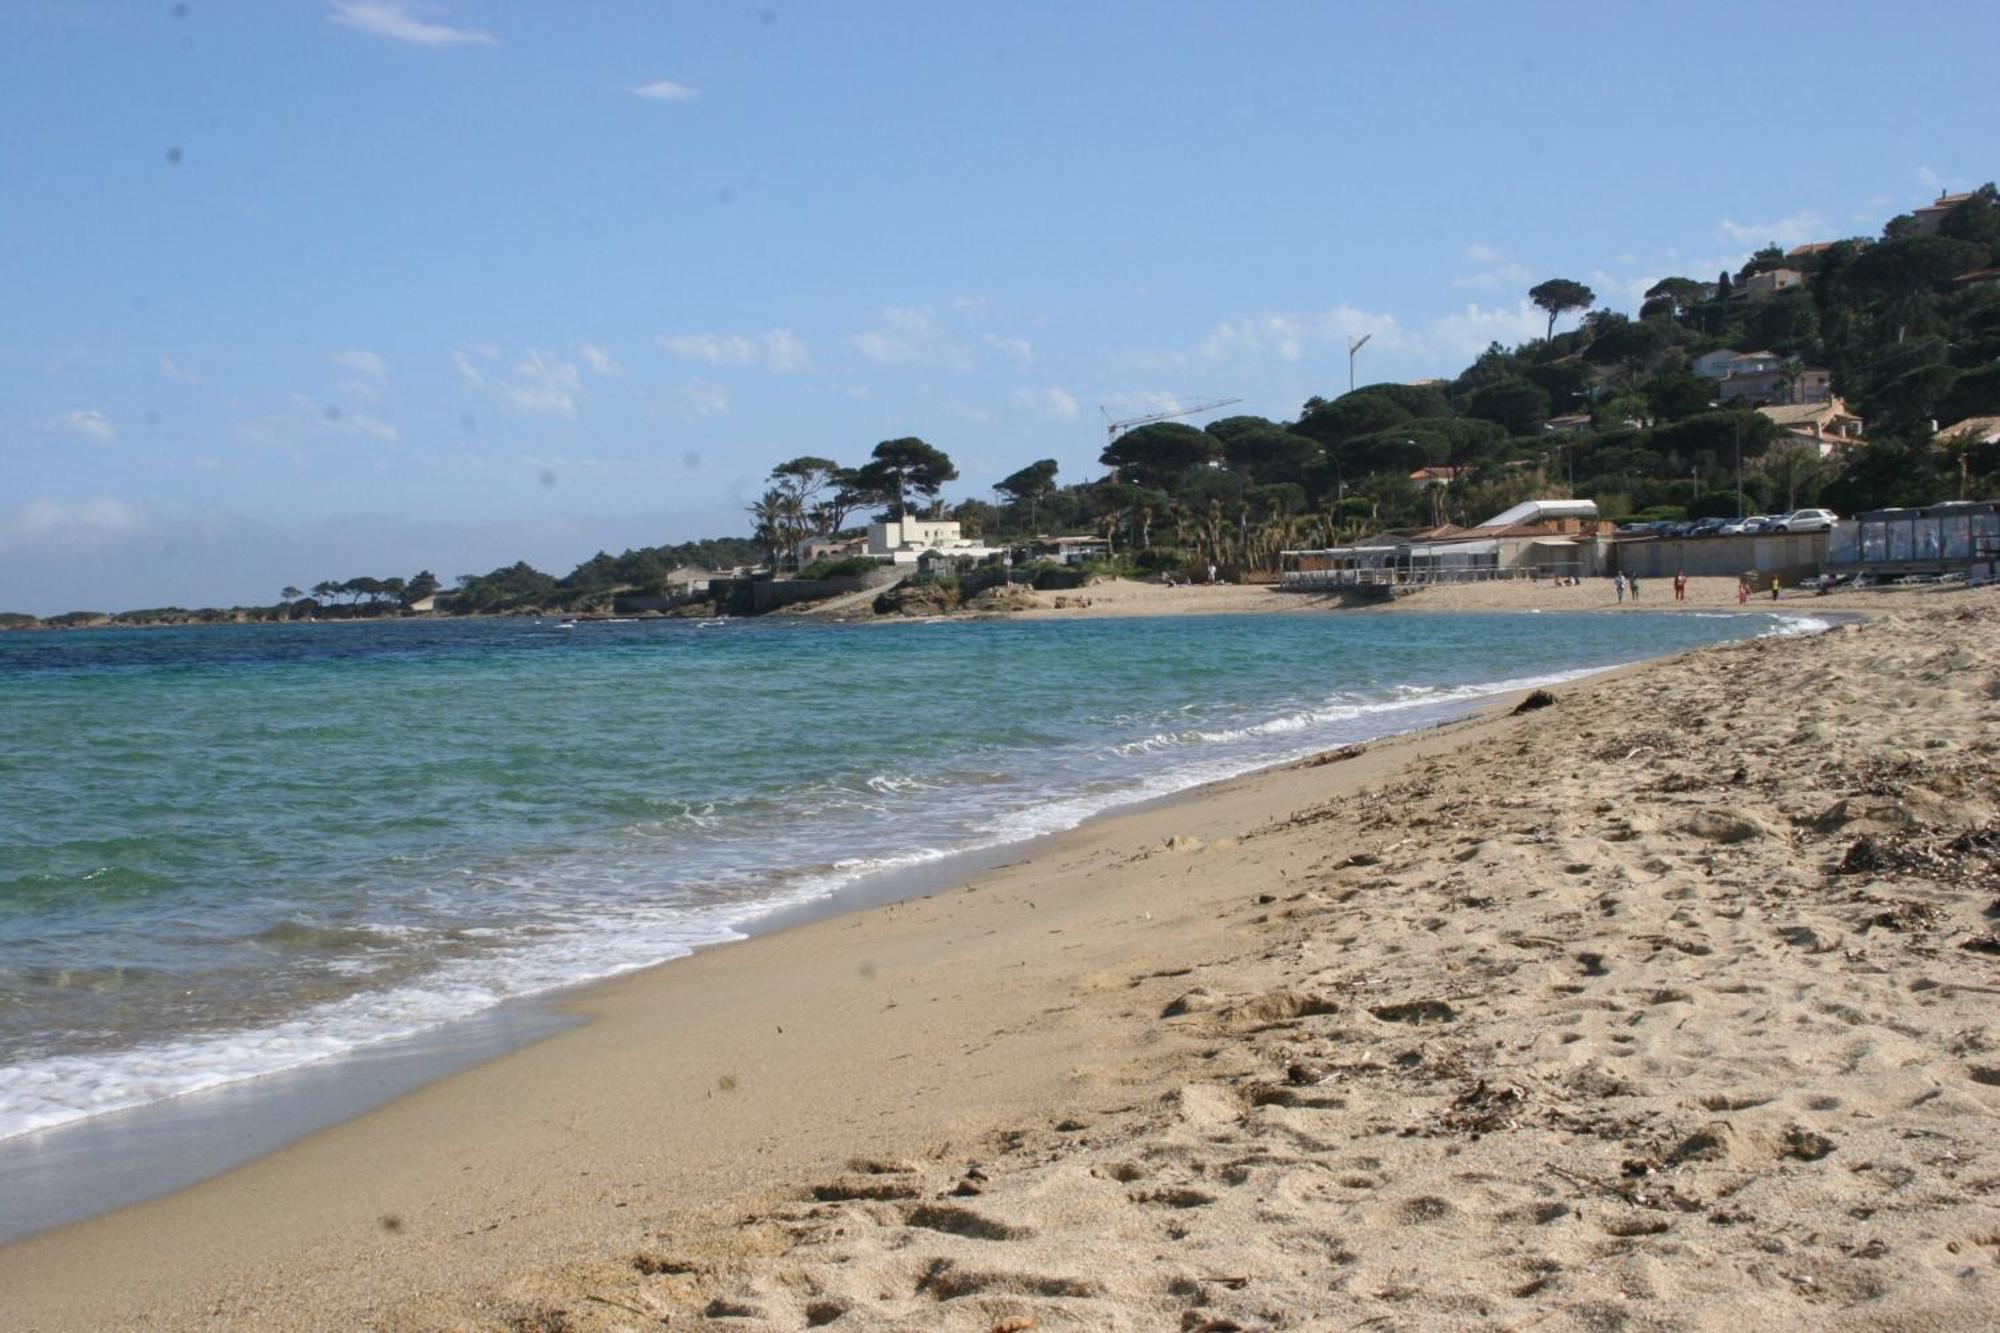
[1687, 518, 1727, 537]
[1716, 517, 1753, 535]
[1774, 508, 1837, 533]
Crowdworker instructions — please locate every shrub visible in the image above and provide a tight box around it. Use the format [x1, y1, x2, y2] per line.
[798, 555, 881, 580]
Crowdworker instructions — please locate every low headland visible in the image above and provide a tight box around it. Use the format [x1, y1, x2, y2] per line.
[3, 590, 1997, 1330]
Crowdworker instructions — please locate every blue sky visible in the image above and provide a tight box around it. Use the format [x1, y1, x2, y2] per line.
[2, 0, 1992, 612]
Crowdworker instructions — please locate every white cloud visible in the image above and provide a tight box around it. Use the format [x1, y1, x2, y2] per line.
[983, 333, 1033, 363]
[0, 496, 145, 549]
[1013, 387, 1079, 420]
[1452, 260, 1534, 291]
[159, 355, 200, 384]
[1197, 306, 1409, 363]
[329, 348, 387, 377]
[846, 307, 971, 369]
[1426, 300, 1550, 358]
[453, 346, 494, 387]
[452, 345, 582, 417]
[1100, 389, 1198, 420]
[55, 409, 116, 443]
[1717, 210, 1826, 248]
[576, 343, 623, 377]
[947, 402, 994, 424]
[657, 329, 809, 373]
[328, 2, 495, 47]
[498, 350, 582, 418]
[629, 79, 699, 101]
[675, 379, 730, 419]
[1464, 242, 1501, 263]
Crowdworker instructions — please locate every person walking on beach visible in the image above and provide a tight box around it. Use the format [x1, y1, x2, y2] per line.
[1673, 569, 1687, 602]
[1614, 572, 1626, 602]
[1771, 576, 1782, 601]
[1206, 562, 1217, 585]
[1737, 577, 1750, 605]
[1629, 574, 1640, 600]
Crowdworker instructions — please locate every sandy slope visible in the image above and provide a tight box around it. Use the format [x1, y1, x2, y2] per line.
[4, 595, 1998, 1331]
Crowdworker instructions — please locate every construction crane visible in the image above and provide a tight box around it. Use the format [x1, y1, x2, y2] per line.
[1100, 395, 1244, 444]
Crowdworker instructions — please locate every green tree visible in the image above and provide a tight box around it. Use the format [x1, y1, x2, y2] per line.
[767, 456, 845, 534]
[406, 570, 441, 601]
[1528, 278, 1596, 340]
[1465, 380, 1550, 436]
[1643, 277, 1712, 321]
[852, 438, 958, 519]
[280, 586, 303, 602]
[994, 458, 1060, 528]
[1100, 422, 1220, 490]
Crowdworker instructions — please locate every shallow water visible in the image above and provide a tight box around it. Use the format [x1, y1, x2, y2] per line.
[0, 609, 1816, 1137]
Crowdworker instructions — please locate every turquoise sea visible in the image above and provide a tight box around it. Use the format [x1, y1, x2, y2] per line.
[0, 609, 1818, 1139]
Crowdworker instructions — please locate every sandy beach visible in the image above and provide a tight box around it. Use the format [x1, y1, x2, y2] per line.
[5, 593, 1999, 1330]
[888, 574, 1978, 622]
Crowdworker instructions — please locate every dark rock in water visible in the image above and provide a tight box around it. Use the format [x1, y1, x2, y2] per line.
[1512, 689, 1558, 714]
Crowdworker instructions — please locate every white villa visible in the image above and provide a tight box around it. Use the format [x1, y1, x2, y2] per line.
[865, 518, 1004, 565]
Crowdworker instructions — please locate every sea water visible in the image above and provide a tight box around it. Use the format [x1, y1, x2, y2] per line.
[0, 610, 1815, 1139]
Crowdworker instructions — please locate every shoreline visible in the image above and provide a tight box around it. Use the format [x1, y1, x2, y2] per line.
[0, 617, 1730, 1244]
[3, 598, 1992, 1329]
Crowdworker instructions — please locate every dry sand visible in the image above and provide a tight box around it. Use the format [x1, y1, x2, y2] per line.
[885, 574, 1975, 621]
[5, 595, 2000, 1331]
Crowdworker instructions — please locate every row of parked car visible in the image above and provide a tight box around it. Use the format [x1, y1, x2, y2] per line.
[1615, 508, 1838, 539]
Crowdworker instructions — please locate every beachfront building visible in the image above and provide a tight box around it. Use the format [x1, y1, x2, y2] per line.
[1281, 499, 1605, 589]
[1757, 398, 1869, 457]
[1827, 501, 2000, 582]
[1030, 534, 1113, 565]
[864, 518, 1004, 566]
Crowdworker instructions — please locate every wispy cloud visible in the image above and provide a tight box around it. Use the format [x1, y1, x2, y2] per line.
[0, 496, 146, 550]
[673, 379, 730, 419]
[329, 348, 387, 377]
[657, 329, 809, 373]
[328, 2, 495, 48]
[983, 333, 1033, 363]
[846, 307, 971, 369]
[1464, 242, 1501, 263]
[55, 409, 117, 443]
[1452, 243, 1535, 292]
[1426, 300, 1549, 358]
[629, 79, 699, 102]
[1197, 306, 1409, 363]
[1717, 210, 1826, 248]
[454, 345, 584, 417]
[159, 355, 200, 384]
[576, 343, 623, 377]
[1013, 387, 1079, 420]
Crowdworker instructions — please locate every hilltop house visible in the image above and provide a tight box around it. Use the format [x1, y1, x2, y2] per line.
[1408, 466, 1462, 490]
[1694, 349, 1783, 380]
[1757, 398, 1869, 457]
[1910, 191, 1977, 237]
[1719, 364, 1832, 406]
[1734, 268, 1806, 301]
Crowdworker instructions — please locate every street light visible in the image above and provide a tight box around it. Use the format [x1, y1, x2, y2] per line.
[1348, 333, 1371, 393]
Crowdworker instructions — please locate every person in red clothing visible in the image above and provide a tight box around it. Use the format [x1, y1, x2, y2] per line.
[1673, 569, 1687, 601]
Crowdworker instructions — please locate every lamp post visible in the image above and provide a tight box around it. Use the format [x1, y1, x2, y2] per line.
[1348, 333, 1371, 393]
[1733, 417, 1744, 519]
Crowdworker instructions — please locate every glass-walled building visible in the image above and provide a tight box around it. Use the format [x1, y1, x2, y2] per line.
[1829, 502, 1999, 579]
